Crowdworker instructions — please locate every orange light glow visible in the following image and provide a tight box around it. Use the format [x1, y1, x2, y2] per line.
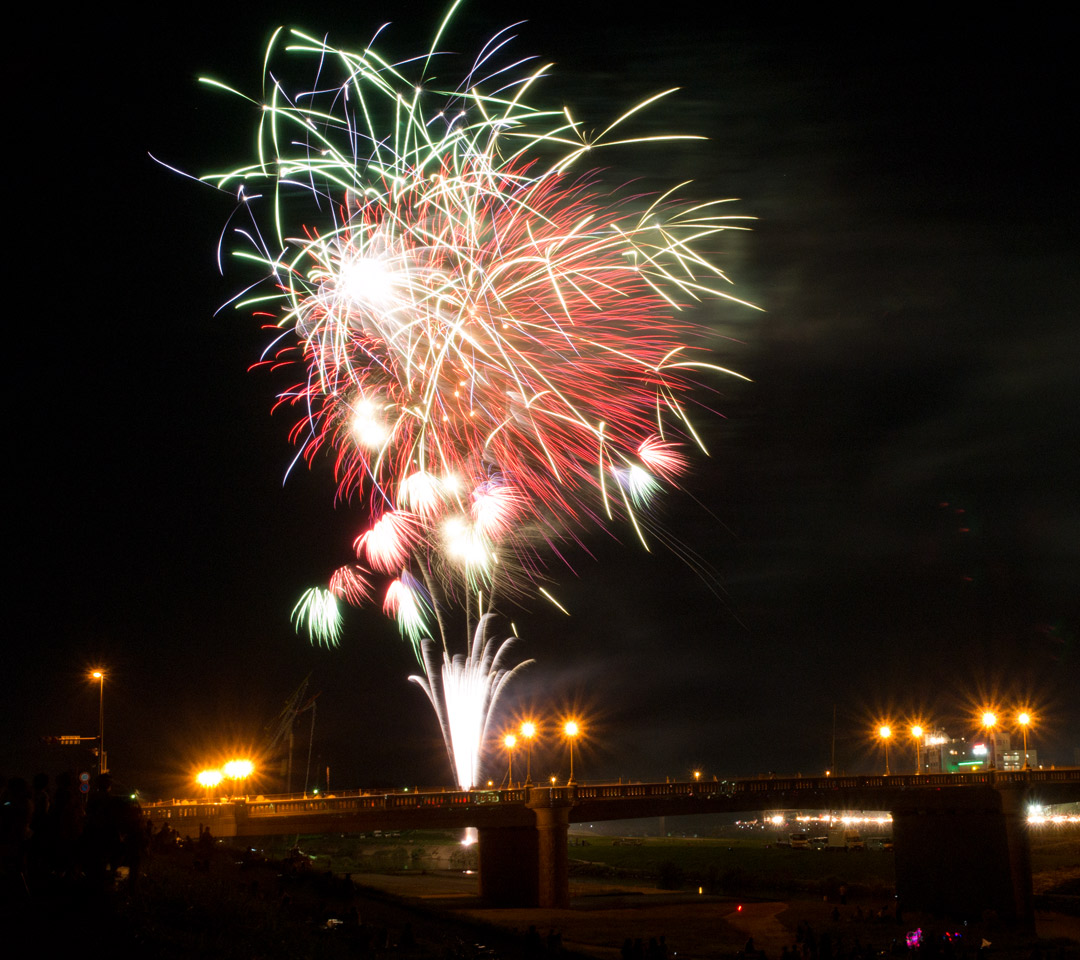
[223, 759, 255, 780]
[197, 769, 223, 788]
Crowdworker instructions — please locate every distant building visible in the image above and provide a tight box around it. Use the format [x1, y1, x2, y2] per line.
[923, 731, 1036, 771]
[1000, 748, 1038, 770]
[924, 734, 984, 773]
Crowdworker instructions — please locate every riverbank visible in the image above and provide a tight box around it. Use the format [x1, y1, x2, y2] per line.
[6, 839, 1076, 958]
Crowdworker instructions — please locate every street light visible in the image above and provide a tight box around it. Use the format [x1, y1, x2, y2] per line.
[503, 733, 517, 787]
[564, 720, 580, 785]
[878, 725, 892, 776]
[520, 721, 536, 785]
[911, 725, 924, 775]
[1017, 711, 1032, 769]
[90, 670, 106, 775]
[223, 758, 255, 796]
[981, 712, 997, 770]
[197, 768, 223, 797]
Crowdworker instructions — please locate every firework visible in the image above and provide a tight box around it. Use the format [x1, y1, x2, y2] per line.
[410, 615, 533, 790]
[192, 6, 753, 786]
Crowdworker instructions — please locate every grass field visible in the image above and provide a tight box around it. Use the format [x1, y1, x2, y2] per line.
[565, 834, 895, 900]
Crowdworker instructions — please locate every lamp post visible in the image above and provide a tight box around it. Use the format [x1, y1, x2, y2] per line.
[878, 725, 892, 776]
[1017, 712, 1032, 769]
[503, 733, 517, 787]
[564, 721, 580, 785]
[911, 725, 924, 775]
[520, 721, 536, 785]
[91, 670, 106, 775]
[981, 712, 997, 770]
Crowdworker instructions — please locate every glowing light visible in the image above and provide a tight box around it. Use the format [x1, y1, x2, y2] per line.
[197, 769, 223, 788]
[399, 471, 442, 517]
[1028, 812, 1080, 825]
[355, 511, 419, 573]
[223, 759, 254, 780]
[442, 515, 492, 570]
[291, 587, 342, 647]
[189, 11, 753, 789]
[350, 398, 389, 448]
[329, 565, 373, 605]
[1016, 711, 1033, 769]
[383, 574, 432, 646]
[520, 721, 537, 739]
[878, 725, 892, 775]
[503, 733, 517, 749]
[470, 483, 521, 539]
[408, 616, 532, 789]
[981, 712, 997, 729]
[911, 725, 924, 739]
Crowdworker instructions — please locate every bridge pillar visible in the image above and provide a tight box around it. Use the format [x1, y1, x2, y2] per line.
[476, 795, 572, 907]
[533, 801, 572, 908]
[892, 785, 1033, 927]
[1000, 788, 1035, 927]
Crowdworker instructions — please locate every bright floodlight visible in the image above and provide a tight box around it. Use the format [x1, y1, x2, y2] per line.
[503, 733, 517, 749]
[879, 725, 891, 739]
[223, 759, 255, 780]
[197, 769, 223, 788]
[564, 721, 580, 737]
[520, 721, 536, 739]
[911, 725, 924, 739]
[91, 670, 103, 679]
[1018, 712, 1031, 726]
[982, 712, 996, 728]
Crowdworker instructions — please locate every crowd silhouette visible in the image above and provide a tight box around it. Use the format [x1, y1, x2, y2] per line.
[2, 771, 148, 903]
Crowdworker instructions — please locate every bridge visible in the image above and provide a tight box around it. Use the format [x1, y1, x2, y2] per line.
[146, 769, 1080, 924]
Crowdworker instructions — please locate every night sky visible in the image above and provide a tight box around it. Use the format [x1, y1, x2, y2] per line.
[8, 3, 1077, 799]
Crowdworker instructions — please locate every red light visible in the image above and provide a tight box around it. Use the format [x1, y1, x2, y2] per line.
[737, 905, 743, 912]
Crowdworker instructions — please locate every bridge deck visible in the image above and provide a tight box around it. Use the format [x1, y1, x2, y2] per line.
[144, 768, 1079, 834]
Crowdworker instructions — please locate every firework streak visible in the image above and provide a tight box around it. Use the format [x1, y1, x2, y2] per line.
[194, 6, 754, 785]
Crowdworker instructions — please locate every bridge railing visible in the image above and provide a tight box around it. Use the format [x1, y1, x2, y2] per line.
[144, 768, 1077, 819]
[236, 787, 529, 818]
[147, 802, 227, 821]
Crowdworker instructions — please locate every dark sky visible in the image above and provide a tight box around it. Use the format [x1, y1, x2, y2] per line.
[8, 3, 1078, 799]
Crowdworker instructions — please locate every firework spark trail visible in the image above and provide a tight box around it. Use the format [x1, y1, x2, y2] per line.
[409, 615, 533, 790]
[191, 9, 755, 786]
